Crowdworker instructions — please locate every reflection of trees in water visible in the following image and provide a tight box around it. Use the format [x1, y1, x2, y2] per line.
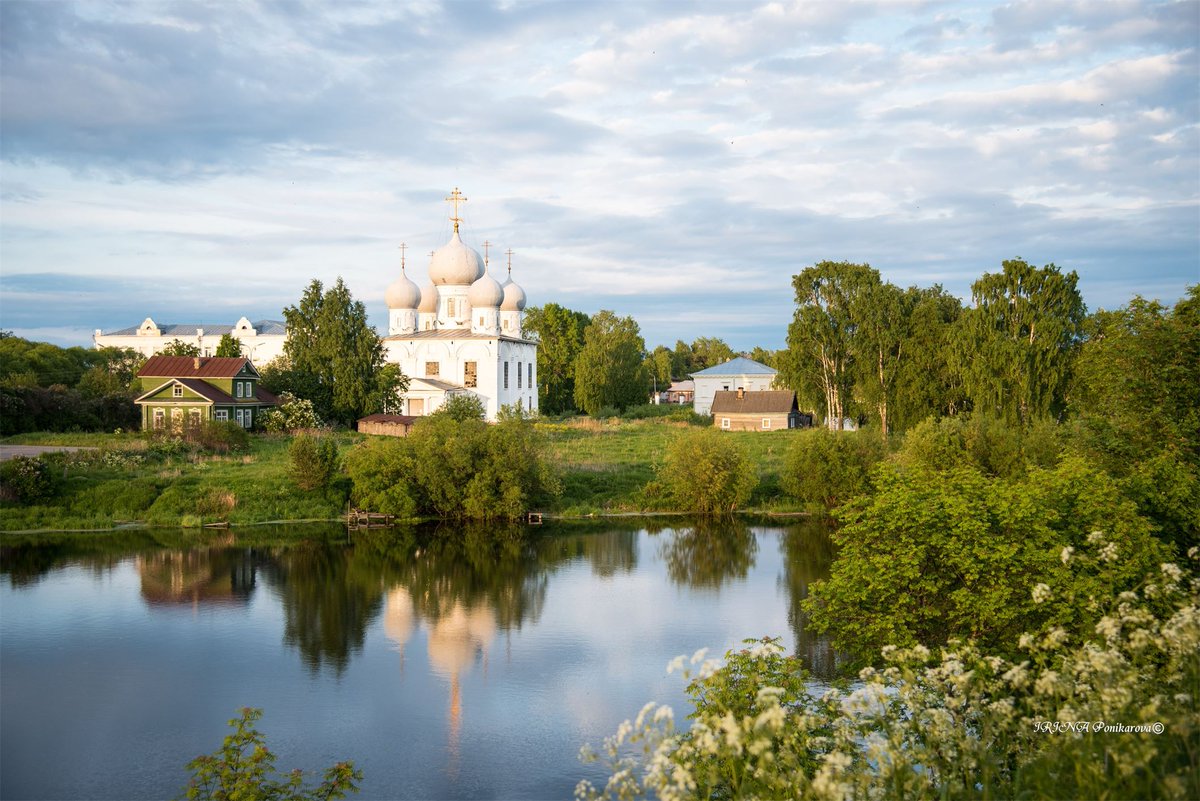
[779, 520, 838, 679]
[138, 548, 256, 606]
[533, 527, 639, 578]
[1, 529, 176, 588]
[657, 519, 758, 590]
[260, 538, 385, 677]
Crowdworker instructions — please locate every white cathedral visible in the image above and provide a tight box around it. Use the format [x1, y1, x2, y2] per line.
[381, 190, 537, 421]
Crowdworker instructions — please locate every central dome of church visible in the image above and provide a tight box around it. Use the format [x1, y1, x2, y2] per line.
[428, 231, 485, 286]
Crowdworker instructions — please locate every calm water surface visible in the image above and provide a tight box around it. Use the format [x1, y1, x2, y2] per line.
[1, 519, 833, 800]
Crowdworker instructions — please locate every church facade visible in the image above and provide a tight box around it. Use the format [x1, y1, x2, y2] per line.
[381, 191, 537, 421]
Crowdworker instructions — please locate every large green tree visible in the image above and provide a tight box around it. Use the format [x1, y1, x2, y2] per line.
[782, 261, 878, 429]
[523, 303, 591, 414]
[645, 345, 674, 390]
[214, 333, 243, 357]
[891, 286, 966, 430]
[958, 259, 1085, 424]
[160, 339, 201, 357]
[1068, 287, 1200, 547]
[281, 278, 407, 425]
[573, 310, 648, 416]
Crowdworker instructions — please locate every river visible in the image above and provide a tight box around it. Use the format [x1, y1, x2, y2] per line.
[0, 519, 834, 800]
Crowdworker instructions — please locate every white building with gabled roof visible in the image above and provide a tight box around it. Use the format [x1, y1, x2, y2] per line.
[690, 356, 778, 416]
[381, 189, 538, 422]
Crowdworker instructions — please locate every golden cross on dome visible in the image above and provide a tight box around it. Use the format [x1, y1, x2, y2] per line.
[445, 187, 467, 232]
[483, 240, 491, 266]
[398, 242, 407, 272]
[506, 248, 514, 277]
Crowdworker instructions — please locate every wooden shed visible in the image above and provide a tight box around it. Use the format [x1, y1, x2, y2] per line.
[710, 390, 811, 432]
[356, 414, 418, 437]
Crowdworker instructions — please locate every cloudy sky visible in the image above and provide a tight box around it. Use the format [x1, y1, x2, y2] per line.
[1, 0, 1197, 351]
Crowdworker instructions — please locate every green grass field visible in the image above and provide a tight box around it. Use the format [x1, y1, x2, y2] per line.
[1, 419, 805, 531]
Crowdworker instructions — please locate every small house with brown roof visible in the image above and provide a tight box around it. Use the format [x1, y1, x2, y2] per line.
[711, 389, 811, 432]
[357, 414, 418, 437]
[134, 355, 277, 430]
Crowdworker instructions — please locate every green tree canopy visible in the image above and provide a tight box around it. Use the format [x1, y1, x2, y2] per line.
[573, 310, 648, 416]
[214, 333, 243, 357]
[782, 261, 879, 429]
[523, 303, 590, 415]
[959, 258, 1085, 424]
[281, 278, 408, 425]
[160, 339, 201, 357]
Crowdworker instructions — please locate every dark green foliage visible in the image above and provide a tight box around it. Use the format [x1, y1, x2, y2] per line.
[438, 394, 485, 422]
[0, 385, 139, 436]
[659, 520, 759, 587]
[958, 258, 1086, 424]
[804, 456, 1168, 666]
[282, 278, 408, 425]
[179, 707, 360, 801]
[892, 414, 1061, 479]
[1067, 287, 1200, 548]
[289, 434, 339, 492]
[655, 428, 757, 514]
[780, 428, 887, 511]
[522, 303, 591, 414]
[214, 333, 243, 357]
[573, 310, 648, 416]
[160, 339, 201, 357]
[345, 404, 559, 520]
[0, 456, 60, 504]
[342, 437, 417, 518]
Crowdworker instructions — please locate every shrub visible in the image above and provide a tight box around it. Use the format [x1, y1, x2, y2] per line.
[260, 393, 323, 433]
[343, 437, 417, 518]
[0, 455, 60, 504]
[180, 707, 360, 801]
[781, 428, 886, 511]
[656, 428, 757, 514]
[804, 456, 1169, 665]
[289, 434, 339, 492]
[193, 421, 249, 454]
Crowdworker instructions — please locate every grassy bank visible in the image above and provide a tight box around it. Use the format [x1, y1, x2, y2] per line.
[537, 417, 799, 515]
[1, 418, 804, 531]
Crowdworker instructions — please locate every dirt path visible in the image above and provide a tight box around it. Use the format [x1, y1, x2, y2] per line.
[0, 445, 97, 461]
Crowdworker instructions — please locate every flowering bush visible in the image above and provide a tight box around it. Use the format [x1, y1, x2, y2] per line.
[578, 546, 1199, 801]
[0, 455, 59, 504]
[261, 393, 323, 433]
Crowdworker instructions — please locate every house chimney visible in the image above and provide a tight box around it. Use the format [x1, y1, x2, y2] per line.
[737, 387, 745, 400]
[193, 357, 202, 370]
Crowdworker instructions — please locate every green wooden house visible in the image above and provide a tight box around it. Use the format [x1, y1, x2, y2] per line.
[134, 355, 278, 430]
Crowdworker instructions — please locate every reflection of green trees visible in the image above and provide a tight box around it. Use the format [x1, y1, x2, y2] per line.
[779, 521, 837, 679]
[260, 537, 384, 676]
[657, 519, 758, 590]
[534, 526, 639, 578]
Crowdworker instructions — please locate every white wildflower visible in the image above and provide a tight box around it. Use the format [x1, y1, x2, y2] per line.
[1099, 542, 1119, 563]
[755, 686, 786, 705]
[1060, 545, 1075, 565]
[1032, 583, 1052, 604]
[665, 654, 686, 674]
[696, 658, 722, 680]
[1018, 633, 1036, 650]
[1188, 546, 1198, 560]
[689, 647, 709, 665]
[1095, 616, 1121, 640]
[1087, 530, 1106, 545]
[1034, 669, 1060, 696]
[1161, 563, 1184, 583]
[1043, 627, 1069, 649]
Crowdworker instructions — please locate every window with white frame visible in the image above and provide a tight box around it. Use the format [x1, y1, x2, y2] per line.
[762, 418, 771, 429]
[517, 363, 522, 389]
[153, 409, 165, 429]
[173, 385, 183, 397]
[215, 409, 228, 421]
[721, 417, 731, 429]
[504, 362, 509, 389]
[527, 363, 532, 389]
